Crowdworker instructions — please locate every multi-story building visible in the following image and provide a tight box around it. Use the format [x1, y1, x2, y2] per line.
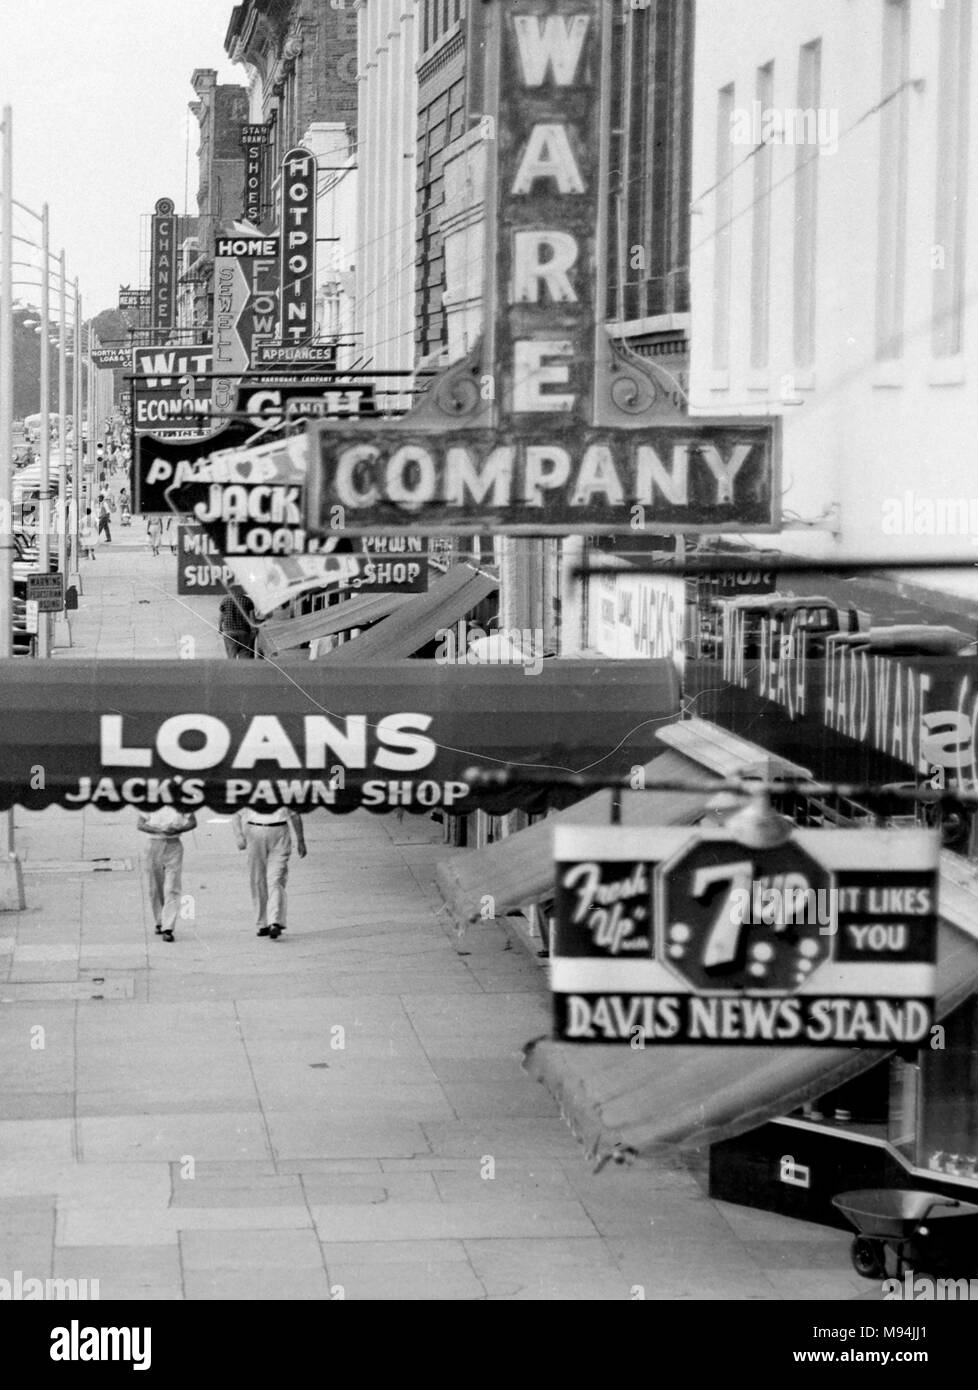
[224, 0, 360, 351]
[180, 70, 250, 336]
[689, 0, 977, 585]
[674, 0, 978, 1229]
[355, 1, 418, 381]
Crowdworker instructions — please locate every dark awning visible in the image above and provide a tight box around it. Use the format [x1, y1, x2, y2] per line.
[317, 561, 498, 662]
[256, 591, 413, 659]
[523, 914, 978, 1161]
[0, 657, 680, 818]
[436, 750, 720, 932]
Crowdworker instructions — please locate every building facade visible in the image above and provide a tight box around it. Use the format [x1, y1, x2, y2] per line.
[689, 0, 978, 578]
[181, 70, 251, 336]
[354, 1, 419, 382]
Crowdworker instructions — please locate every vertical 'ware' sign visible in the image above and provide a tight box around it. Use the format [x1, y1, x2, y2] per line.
[150, 198, 176, 334]
[280, 146, 317, 343]
[495, 4, 600, 426]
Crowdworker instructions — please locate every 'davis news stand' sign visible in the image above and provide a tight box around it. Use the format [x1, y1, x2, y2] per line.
[302, 1, 779, 539]
[551, 824, 939, 1046]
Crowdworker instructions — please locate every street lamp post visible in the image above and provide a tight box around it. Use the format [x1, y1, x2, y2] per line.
[70, 280, 82, 601]
[53, 250, 71, 648]
[0, 105, 25, 908]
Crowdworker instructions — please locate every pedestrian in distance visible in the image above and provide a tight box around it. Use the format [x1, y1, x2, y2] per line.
[231, 807, 306, 939]
[218, 584, 257, 658]
[97, 495, 112, 543]
[147, 514, 162, 556]
[79, 508, 97, 560]
[137, 806, 198, 942]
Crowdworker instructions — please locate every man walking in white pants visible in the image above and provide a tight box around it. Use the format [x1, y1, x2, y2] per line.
[138, 807, 198, 942]
[232, 807, 306, 938]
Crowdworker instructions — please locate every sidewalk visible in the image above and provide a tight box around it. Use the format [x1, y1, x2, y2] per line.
[0, 543, 875, 1300]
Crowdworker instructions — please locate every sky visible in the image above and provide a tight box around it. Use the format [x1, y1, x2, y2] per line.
[0, 0, 241, 317]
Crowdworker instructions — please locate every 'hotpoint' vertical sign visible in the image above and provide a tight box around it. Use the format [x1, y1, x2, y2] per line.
[279, 146, 317, 343]
[211, 233, 280, 414]
[150, 198, 176, 337]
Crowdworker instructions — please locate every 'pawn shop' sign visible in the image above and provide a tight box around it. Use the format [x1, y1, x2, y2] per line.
[304, 0, 779, 537]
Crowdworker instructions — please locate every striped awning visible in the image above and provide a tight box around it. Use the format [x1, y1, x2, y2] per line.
[435, 750, 720, 933]
[256, 591, 413, 659]
[316, 562, 498, 662]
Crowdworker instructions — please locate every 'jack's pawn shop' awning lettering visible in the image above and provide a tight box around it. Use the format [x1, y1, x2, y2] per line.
[0, 659, 680, 818]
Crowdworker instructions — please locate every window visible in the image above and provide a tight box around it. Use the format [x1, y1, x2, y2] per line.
[933, 0, 972, 358]
[750, 63, 774, 370]
[793, 40, 821, 369]
[606, 0, 694, 323]
[713, 84, 735, 371]
[876, 0, 910, 361]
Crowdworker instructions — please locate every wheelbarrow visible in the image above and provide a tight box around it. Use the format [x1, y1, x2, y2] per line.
[832, 1188, 978, 1279]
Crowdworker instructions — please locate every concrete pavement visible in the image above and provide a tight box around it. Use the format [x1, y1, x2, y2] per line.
[0, 540, 877, 1300]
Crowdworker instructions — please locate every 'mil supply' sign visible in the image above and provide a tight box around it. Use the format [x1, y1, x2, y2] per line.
[551, 825, 938, 1046]
[304, 1, 779, 538]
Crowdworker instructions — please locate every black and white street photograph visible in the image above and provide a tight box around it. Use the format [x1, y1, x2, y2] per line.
[0, 0, 976, 1354]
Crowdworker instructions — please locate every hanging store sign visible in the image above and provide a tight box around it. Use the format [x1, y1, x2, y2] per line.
[150, 197, 177, 333]
[133, 376, 374, 513]
[131, 344, 214, 434]
[176, 524, 234, 595]
[304, 423, 778, 535]
[212, 235, 280, 414]
[240, 123, 270, 226]
[164, 437, 331, 558]
[255, 341, 337, 368]
[689, 607, 978, 791]
[227, 537, 430, 619]
[0, 659, 678, 818]
[347, 537, 429, 593]
[279, 146, 317, 343]
[118, 287, 150, 313]
[552, 825, 939, 1046]
[303, 0, 779, 538]
[92, 347, 130, 369]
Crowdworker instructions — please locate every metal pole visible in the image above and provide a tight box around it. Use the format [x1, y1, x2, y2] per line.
[0, 108, 24, 903]
[0, 106, 13, 661]
[72, 281, 81, 575]
[38, 204, 51, 656]
[56, 250, 68, 600]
